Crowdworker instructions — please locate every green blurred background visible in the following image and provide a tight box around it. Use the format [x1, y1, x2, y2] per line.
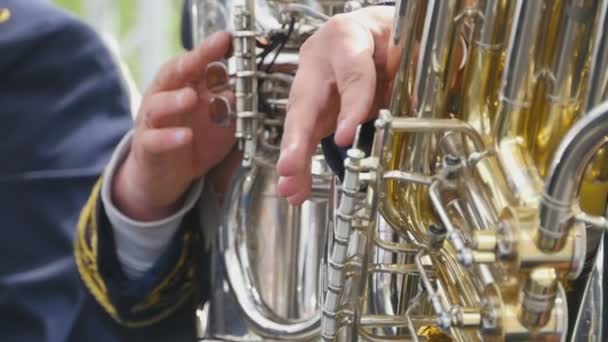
[53, 0, 185, 90]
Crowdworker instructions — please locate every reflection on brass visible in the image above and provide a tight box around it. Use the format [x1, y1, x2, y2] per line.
[322, 0, 608, 341]
[518, 268, 558, 328]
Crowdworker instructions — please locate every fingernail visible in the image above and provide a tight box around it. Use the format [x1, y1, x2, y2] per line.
[174, 130, 186, 144]
[206, 31, 223, 46]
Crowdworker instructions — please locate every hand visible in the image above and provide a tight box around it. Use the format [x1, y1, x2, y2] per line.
[112, 31, 236, 221]
[276, 7, 395, 205]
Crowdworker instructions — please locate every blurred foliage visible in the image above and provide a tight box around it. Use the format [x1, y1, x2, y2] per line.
[53, 0, 184, 89]
[54, 0, 83, 14]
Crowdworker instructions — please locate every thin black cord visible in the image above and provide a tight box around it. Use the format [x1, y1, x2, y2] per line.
[265, 16, 296, 73]
[257, 22, 288, 68]
[257, 17, 296, 115]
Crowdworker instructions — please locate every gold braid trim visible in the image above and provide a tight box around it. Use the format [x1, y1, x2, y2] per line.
[75, 178, 196, 328]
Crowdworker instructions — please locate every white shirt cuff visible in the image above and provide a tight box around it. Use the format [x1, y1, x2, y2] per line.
[100, 131, 204, 279]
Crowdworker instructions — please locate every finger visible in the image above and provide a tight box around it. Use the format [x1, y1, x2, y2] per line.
[278, 174, 312, 206]
[150, 31, 232, 93]
[277, 175, 302, 198]
[287, 189, 311, 206]
[332, 36, 376, 147]
[140, 87, 198, 128]
[277, 60, 331, 178]
[138, 127, 193, 158]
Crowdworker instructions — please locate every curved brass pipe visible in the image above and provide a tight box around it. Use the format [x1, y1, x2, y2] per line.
[539, 102, 608, 250]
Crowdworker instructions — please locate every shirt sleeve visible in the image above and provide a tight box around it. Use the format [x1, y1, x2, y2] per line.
[100, 131, 205, 279]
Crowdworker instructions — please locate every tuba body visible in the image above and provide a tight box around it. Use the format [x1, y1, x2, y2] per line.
[323, 0, 608, 341]
[189, 0, 363, 340]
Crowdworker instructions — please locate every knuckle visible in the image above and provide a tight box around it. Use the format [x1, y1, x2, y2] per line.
[142, 109, 155, 128]
[324, 14, 351, 35]
[138, 136, 164, 159]
[299, 14, 352, 56]
[338, 69, 367, 94]
[155, 57, 181, 87]
[298, 35, 316, 56]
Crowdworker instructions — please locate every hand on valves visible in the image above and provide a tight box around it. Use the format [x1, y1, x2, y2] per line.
[276, 7, 395, 205]
[111, 32, 237, 221]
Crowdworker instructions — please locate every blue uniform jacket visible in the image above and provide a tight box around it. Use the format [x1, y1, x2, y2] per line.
[0, 1, 204, 341]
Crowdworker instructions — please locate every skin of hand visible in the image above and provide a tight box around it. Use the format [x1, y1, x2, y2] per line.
[112, 31, 237, 221]
[276, 6, 395, 205]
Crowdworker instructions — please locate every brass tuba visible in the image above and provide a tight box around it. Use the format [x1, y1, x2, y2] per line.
[323, 0, 608, 341]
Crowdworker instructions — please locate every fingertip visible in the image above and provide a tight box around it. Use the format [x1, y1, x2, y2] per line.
[334, 117, 357, 146]
[198, 31, 232, 58]
[173, 128, 193, 146]
[277, 141, 312, 176]
[277, 176, 299, 198]
[287, 190, 310, 206]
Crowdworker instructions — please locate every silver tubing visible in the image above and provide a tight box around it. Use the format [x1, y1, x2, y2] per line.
[222, 165, 322, 340]
[233, 0, 259, 168]
[414, 250, 451, 330]
[429, 181, 474, 267]
[322, 148, 365, 341]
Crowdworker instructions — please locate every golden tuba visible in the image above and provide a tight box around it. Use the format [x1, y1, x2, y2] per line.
[323, 0, 608, 341]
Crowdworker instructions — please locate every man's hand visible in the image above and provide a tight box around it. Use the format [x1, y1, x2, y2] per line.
[112, 31, 236, 221]
[276, 7, 394, 205]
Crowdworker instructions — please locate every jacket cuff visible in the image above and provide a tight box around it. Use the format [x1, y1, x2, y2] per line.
[75, 178, 205, 327]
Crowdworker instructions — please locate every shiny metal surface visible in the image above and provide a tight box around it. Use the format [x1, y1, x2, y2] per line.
[192, 0, 359, 339]
[322, 0, 608, 340]
[221, 150, 330, 339]
[539, 102, 608, 250]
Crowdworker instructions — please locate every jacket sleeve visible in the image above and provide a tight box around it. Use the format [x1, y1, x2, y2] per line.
[75, 178, 209, 328]
[0, 0, 210, 333]
[54, 15, 211, 328]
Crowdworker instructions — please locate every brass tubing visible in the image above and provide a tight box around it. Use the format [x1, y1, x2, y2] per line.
[494, 0, 545, 207]
[532, 0, 599, 176]
[390, 117, 486, 152]
[539, 102, 608, 250]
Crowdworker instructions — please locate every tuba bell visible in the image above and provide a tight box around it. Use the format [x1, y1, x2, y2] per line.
[323, 0, 608, 341]
[188, 0, 366, 340]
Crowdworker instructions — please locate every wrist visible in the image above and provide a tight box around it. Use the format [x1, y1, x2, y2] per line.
[111, 155, 189, 221]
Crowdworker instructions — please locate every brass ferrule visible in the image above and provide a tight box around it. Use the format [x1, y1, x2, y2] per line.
[473, 230, 498, 251]
[451, 306, 482, 329]
[518, 267, 558, 328]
